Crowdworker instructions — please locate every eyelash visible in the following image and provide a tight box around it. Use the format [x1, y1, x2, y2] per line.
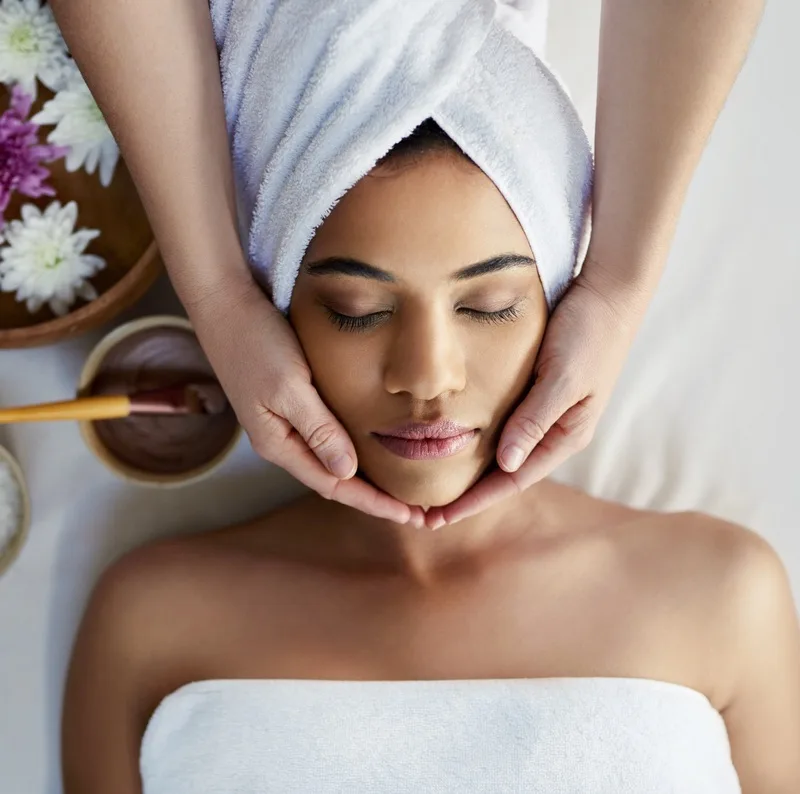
[326, 309, 391, 332]
[459, 305, 522, 325]
[325, 304, 523, 332]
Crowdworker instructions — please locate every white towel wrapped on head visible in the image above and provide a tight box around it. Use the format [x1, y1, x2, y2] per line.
[210, 0, 593, 312]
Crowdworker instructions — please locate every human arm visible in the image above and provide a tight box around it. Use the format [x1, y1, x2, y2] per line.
[721, 533, 800, 792]
[48, 0, 421, 526]
[61, 563, 151, 793]
[427, 0, 767, 527]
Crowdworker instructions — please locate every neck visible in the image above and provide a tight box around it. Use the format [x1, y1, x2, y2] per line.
[314, 480, 559, 587]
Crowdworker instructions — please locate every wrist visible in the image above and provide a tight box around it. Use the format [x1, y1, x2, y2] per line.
[177, 262, 266, 316]
[581, 211, 677, 295]
[181, 273, 280, 340]
[576, 249, 655, 319]
[179, 270, 282, 359]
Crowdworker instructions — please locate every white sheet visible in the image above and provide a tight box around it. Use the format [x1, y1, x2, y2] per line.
[1, 2, 798, 792]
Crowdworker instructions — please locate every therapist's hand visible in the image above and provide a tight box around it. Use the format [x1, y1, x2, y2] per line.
[186, 276, 424, 527]
[425, 264, 649, 529]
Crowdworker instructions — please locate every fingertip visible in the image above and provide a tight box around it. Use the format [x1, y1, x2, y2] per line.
[498, 443, 527, 473]
[423, 508, 440, 530]
[391, 502, 417, 526]
[441, 502, 472, 526]
[326, 453, 357, 480]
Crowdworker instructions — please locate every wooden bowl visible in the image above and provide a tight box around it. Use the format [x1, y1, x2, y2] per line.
[0, 84, 162, 349]
[0, 444, 31, 579]
[77, 316, 242, 487]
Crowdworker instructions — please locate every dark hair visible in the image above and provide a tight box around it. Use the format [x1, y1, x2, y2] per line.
[374, 118, 475, 170]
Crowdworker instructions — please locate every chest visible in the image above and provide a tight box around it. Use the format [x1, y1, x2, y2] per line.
[198, 548, 703, 690]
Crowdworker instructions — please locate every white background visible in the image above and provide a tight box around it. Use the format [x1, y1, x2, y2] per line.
[1, 1, 799, 792]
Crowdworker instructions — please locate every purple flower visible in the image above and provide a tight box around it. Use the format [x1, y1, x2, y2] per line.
[0, 83, 68, 227]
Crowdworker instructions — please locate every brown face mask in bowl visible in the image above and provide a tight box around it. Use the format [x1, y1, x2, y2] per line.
[78, 316, 241, 486]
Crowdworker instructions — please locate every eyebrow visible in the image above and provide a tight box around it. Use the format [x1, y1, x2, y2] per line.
[304, 253, 536, 282]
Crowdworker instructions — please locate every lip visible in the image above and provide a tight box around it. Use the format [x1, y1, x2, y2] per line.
[373, 419, 477, 460]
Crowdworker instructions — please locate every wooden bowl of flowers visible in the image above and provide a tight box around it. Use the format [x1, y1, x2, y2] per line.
[0, 1, 161, 349]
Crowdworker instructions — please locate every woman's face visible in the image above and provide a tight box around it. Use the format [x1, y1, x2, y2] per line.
[290, 153, 548, 508]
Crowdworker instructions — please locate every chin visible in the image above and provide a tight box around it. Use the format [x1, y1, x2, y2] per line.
[388, 483, 467, 509]
[362, 460, 486, 509]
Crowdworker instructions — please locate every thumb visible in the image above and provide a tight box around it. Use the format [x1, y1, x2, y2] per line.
[278, 383, 358, 480]
[497, 373, 578, 473]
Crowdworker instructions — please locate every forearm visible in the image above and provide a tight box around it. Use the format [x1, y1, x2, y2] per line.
[586, 0, 766, 300]
[49, 0, 253, 308]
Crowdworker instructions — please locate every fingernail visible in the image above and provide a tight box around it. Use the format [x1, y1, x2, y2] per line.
[327, 454, 355, 479]
[500, 444, 526, 472]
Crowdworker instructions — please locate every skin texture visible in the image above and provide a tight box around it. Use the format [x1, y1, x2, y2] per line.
[289, 154, 547, 508]
[62, 155, 800, 794]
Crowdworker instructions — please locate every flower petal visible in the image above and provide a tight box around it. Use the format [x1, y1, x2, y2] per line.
[77, 280, 98, 301]
[20, 203, 41, 223]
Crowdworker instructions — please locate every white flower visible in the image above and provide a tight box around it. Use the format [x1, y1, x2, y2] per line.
[0, 200, 105, 316]
[0, 0, 71, 100]
[31, 64, 119, 187]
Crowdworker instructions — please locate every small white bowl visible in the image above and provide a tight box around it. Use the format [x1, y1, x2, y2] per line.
[0, 444, 31, 578]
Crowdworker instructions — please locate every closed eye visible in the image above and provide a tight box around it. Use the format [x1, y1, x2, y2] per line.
[458, 304, 522, 324]
[325, 308, 391, 332]
[325, 303, 524, 332]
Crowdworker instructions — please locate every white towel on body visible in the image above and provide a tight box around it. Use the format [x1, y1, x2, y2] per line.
[140, 677, 741, 793]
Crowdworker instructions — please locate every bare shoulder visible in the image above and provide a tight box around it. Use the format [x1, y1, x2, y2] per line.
[655, 516, 800, 789]
[88, 507, 302, 625]
[64, 535, 228, 779]
[83, 504, 309, 658]
[617, 508, 787, 584]
[651, 511, 792, 598]
[77, 535, 237, 686]
[552, 486, 783, 599]
[62, 516, 310, 793]
[89, 532, 233, 622]
[625, 510, 795, 622]
[621, 510, 799, 706]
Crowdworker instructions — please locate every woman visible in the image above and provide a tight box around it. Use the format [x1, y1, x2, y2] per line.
[62, 120, 800, 792]
[49, 0, 769, 529]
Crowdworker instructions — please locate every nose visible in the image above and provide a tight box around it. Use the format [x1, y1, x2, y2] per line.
[383, 302, 466, 400]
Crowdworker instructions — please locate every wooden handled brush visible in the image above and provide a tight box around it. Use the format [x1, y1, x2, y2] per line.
[0, 383, 229, 424]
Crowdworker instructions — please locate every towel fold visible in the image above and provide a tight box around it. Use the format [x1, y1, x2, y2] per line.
[210, 0, 593, 312]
